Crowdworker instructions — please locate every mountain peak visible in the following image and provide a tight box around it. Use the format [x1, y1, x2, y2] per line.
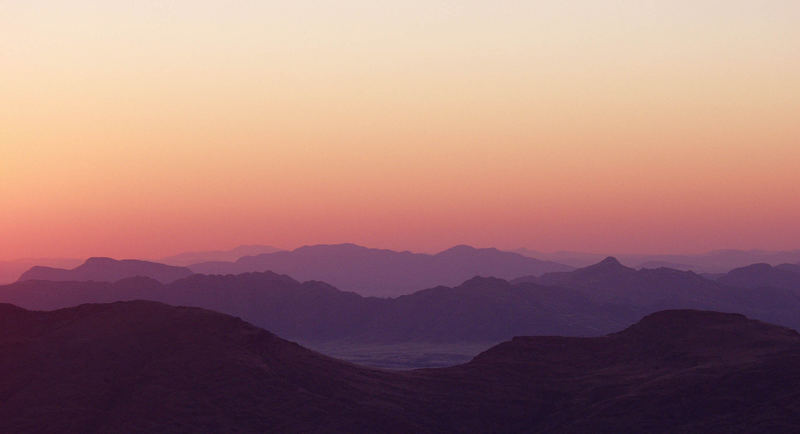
[192, 244, 572, 296]
[18, 257, 193, 284]
[578, 256, 632, 273]
[438, 245, 478, 254]
[599, 256, 621, 266]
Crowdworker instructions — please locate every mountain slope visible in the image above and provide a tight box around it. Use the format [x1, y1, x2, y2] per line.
[18, 257, 193, 284]
[189, 243, 572, 296]
[0, 302, 799, 433]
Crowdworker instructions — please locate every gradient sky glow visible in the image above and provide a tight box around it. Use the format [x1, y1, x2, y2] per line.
[2, 1, 800, 260]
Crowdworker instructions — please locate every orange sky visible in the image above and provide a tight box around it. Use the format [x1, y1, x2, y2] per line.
[2, 1, 800, 260]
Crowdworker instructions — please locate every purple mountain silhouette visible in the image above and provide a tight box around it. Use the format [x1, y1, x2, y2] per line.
[4, 258, 800, 350]
[0, 273, 632, 345]
[0, 258, 82, 285]
[18, 257, 193, 284]
[158, 244, 283, 266]
[0, 301, 798, 432]
[514, 257, 719, 304]
[189, 243, 573, 296]
[515, 248, 800, 273]
[717, 263, 800, 290]
[511, 257, 800, 326]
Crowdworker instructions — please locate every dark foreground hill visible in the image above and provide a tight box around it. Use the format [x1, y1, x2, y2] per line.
[18, 257, 193, 284]
[0, 302, 799, 433]
[0, 301, 413, 433]
[188, 243, 572, 296]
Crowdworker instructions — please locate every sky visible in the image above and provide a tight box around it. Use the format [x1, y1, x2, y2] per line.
[2, 1, 800, 260]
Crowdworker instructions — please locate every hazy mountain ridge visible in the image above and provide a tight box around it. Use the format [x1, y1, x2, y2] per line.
[514, 257, 725, 304]
[4, 257, 800, 348]
[0, 301, 799, 432]
[158, 245, 283, 266]
[189, 243, 573, 296]
[515, 248, 800, 273]
[0, 258, 83, 285]
[512, 257, 800, 330]
[717, 262, 800, 290]
[0, 272, 632, 345]
[18, 257, 193, 284]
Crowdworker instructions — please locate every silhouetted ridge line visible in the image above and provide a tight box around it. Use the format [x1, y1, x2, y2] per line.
[5, 258, 800, 353]
[515, 248, 800, 273]
[18, 257, 193, 284]
[717, 262, 800, 290]
[159, 244, 283, 266]
[188, 243, 573, 296]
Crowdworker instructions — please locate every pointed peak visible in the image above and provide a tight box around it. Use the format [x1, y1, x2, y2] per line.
[575, 256, 634, 275]
[599, 256, 621, 266]
[585, 256, 625, 269]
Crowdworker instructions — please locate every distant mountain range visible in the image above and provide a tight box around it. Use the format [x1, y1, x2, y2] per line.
[512, 257, 800, 328]
[4, 257, 800, 349]
[0, 257, 82, 285]
[7, 246, 800, 287]
[1, 301, 798, 432]
[716, 262, 800, 290]
[0, 272, 631, 345]
[158, 244, 283, 266]
[515, 248, 800, 273]
[18, 257, 193, 284]
[188, 243, 574, 296]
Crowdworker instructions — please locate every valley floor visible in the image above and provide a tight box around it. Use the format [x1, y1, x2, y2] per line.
[303, 341, 497, 369]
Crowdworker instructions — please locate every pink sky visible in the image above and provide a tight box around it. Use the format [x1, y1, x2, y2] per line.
[2, 1, 800, 260]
